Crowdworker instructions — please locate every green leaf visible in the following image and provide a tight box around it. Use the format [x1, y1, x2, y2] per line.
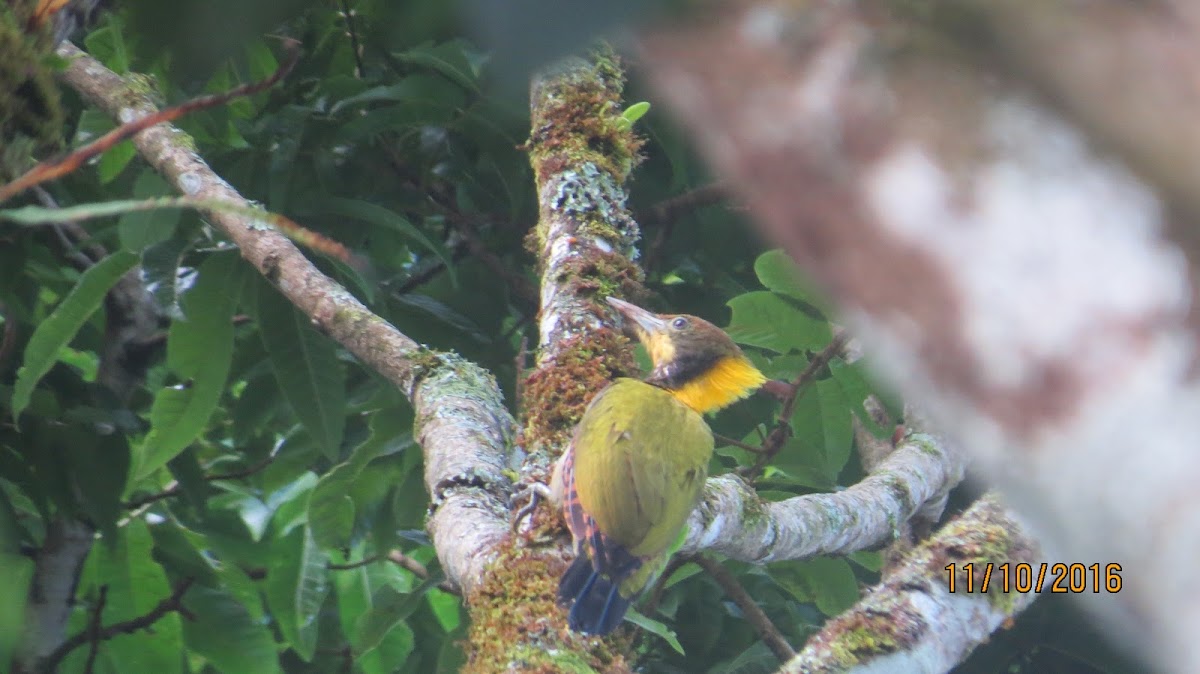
[83, 16, 130, 73]
[394, 40, 484, 93]
[725, 291, 830, 354]
[183, 587, 281, 674]
[266, 526, 330, 661]
[625, 609, 685, 654]
[67, 430, 130, 539]
[753, 249, 828, 311]
[119, 171, 181, 251]
[353, 582, 432, 660]
[616, 101, 651, 130]
[141, 234, 190, 319]
[312, 198, 453, 281]
[771, 558, 860, 616]
[816, 378, 853, 475]
[97, 140, 138, 184]
[307, 412, 409, 551]
[830, 360, 894, 437]
[11, 250, 138, 422]
[78, 519, 182, 674]
[0, 553, 32, 668]
[849, 550, 883, 572]
[708, 641, 777, 674]
[137, 252, 242, 480]
[331, 73, 467, 114]
[257, 283, 345, 460]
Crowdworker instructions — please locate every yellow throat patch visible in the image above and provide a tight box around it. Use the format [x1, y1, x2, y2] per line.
[670, 356, 766, 415]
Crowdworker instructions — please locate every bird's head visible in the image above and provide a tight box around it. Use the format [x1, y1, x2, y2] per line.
[606, 296, 766, 415]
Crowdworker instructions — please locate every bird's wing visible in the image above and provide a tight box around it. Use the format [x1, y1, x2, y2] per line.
[572, 379, 713, 560]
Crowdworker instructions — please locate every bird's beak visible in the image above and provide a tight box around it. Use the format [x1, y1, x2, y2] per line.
[605, 297, 668, 338]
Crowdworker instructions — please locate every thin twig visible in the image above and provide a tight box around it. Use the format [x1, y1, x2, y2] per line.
[123, 453, 277, 509]
[641, 183, 730, 226]
[694, 555, 795, 662]
[743, 333, 850, 479]
[338, 0, 366, 78]
[82, 585, 108, 674]
[641, 183, 729, 271]
[0, 40, 302, 203]
[42, 578, 195, 673]
[444, 211, 539, 305]
[390, 244, 469, 296]
[387, 550, 460, 594]
[713, 433, 768, 453]
[327, 555, 382, 571]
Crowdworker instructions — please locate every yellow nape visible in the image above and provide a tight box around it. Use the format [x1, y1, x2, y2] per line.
[671, 356, 767, 415]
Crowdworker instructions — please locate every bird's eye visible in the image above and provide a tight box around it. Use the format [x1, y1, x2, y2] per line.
[671, 317, 689, 330]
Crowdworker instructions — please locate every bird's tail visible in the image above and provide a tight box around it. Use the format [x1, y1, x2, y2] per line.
[558, 555, 633, 635]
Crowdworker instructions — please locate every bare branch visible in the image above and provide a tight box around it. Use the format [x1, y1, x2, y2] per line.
[41, 578, 196, 674]
[782, 495, 1039, 673]
[695, 555, 794, 662]
[682, 430, 965, 561]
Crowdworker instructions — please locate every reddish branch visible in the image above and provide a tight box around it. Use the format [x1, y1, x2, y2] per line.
[0, 40, 300, 204]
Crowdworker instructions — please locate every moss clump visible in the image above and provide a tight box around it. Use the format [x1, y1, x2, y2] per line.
[924, 497, 1028, 614]
[527, 48, 645, 191]
[554, 249, 646, 306]
[521, 330, 639, 453]
[816, 605, 923, 668]
[464, 544, 632, 674]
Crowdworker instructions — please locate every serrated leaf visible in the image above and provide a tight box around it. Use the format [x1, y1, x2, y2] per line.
[137, 252, 241, 479]
[725, 291, 830, 354]
[183, 587, 281, 674]
[257, 283, 345, 460]
[266, 526, 329, 661]
[11, 250, 138, 422]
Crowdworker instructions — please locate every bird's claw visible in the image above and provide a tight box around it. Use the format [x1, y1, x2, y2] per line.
[510, 482, 553, 533]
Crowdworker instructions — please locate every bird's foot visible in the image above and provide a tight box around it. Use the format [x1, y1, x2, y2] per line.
[509, 482, 553, 533]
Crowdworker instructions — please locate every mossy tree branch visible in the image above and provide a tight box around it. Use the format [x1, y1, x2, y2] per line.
[55, 43, 516, 597]
[782, 495, 1040, 673]
[463, 49, 649, 674]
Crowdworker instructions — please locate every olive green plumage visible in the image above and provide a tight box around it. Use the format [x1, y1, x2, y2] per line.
[556, 296, 766, 635]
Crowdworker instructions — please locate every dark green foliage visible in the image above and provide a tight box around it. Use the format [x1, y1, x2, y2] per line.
[0, 3, 1124, 673]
